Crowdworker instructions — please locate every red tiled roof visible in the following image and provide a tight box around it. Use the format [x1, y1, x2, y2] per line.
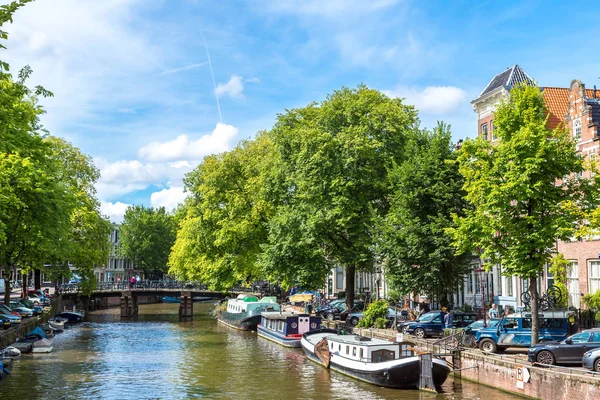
[541, 87, 600, 130]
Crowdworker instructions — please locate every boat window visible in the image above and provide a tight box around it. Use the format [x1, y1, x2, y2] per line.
[346, 345, 349, 355]
[352, 347, 357, 357]
[339, 344, 341, 351]
[400, 344, 414, 357]
[359, 348, 364, 359]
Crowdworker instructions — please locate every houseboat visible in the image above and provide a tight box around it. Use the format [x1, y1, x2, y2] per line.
[217, 294, 280, 331]
[257, 312, 322, 348]
[301, 329, 451, 389]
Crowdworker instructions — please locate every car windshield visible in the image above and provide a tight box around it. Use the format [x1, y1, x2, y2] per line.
[418, 313, 438, 322]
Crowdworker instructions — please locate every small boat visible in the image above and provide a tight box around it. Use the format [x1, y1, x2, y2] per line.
[301, 329, 451, 389]
[32, 338, 53, 353]
[57, 307, 85, 322]
[160, 296, 180, 303]
[192, 296, 213, 302]
[0, 361, 9, 380]
[1, 347, 21, 362]
[216, 295, 280, 331]
[257, 312, 322, 348]
[48, 317, 67, 331]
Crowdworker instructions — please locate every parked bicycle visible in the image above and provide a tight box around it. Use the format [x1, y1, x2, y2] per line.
[520, 285, 563, 311]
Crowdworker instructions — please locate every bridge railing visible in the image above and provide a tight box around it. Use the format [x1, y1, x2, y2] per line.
[56, 280, 209, 293]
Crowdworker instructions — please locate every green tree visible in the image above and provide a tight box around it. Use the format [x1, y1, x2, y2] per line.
[449, 85, 596, 345]
[261, 85, 418, 308]
[548, 253, 569, 309]
[380, 123, 471, 305]
[120, 205, 176, 279]
[169, 133, 274, 289]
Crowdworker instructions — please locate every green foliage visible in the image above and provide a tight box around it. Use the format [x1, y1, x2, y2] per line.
[583, 290, 600, 311]
[120, 205, 176, 278]
[357, 300, 389, 328]
[380, 122, 471, 301]
[261, 85, 418, 306]
[0, 0, 34, 71]
[449, 84, 598, 344]
[548, 253, 569, 308]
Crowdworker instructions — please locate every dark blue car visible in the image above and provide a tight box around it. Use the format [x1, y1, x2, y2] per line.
[403, 310, 477, 338]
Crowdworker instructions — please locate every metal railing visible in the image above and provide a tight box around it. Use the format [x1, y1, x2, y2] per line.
[56, 280, 210, 293]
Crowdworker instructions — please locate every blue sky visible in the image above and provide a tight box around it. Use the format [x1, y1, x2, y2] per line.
[4, 0, 600, 221]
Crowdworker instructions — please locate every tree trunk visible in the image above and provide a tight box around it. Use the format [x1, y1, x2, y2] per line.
[22, 274, 28, 299]
[529, 276, 540, 345]
[345, 264, 356, 310]
[3, 266, 10, 305]
[34, 269, 42, 290]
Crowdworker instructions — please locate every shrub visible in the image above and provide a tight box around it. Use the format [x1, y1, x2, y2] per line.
[357, 300, 389, 328]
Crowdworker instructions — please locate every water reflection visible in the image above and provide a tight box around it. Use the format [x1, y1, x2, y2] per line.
[0, 304, 522, 400]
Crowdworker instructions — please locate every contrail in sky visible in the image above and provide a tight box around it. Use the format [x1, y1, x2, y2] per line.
[201, 32, 223, 123]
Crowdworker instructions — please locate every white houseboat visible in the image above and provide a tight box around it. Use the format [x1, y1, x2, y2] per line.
[217, 295, 280, 331]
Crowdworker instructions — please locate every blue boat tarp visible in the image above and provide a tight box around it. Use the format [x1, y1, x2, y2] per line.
[26, 326, 47, 339]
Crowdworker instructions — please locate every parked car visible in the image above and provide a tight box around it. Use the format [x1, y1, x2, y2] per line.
[317, 301, 363, 320]
[477, 311, 571, 353]
[528, 329, 600, 365]
[14, 299, 43, 315]
[401, 310, 477, 338]
[339, 302, 365, 321]
[465, 319, 501, 334]
[582, 346, 600, 372]
[0, 303, 21, 317]
[315, 299, 344, 314]
[0, 315, 11, 329]
[0, 310, 21, 325]
[346, 307, 404, 327]
[8, 301, 34, 317]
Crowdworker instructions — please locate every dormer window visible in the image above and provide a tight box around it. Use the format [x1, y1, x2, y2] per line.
[574, 118, 582, 142]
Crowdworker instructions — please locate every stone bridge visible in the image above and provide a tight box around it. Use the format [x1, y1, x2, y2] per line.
[58, 283, 260, 319]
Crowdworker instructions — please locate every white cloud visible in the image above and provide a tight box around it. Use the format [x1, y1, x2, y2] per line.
[215, 75, 244, 99]
[100, 201, 131, 223]
[263, 0, 400, 17]
[150, 187, 187, 211]
[246, 77, 260, 84]
[384, 86, 467, 114]
[138, 123, 238, 163]
[159, 62, 208, 76]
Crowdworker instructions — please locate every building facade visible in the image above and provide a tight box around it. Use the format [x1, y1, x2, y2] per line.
[469, 65, 600, 312]
[94, 224, 136, 283]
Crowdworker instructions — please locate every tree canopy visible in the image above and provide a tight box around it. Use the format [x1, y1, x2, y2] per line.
[120, 205, 177, 279]
[380, 123, 471, 304]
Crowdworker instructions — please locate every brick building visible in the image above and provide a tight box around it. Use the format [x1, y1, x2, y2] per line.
[464, 65, 600, 312]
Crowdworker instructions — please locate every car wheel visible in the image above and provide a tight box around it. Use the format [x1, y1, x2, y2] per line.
[414, 328, 425, 339]
[479, 338, 497, 353]
[594, 358, 600, 372]
[350, 317, 359, 326]
[326, 312, 334, 321]
[536, 350, 555, 365]
[402, 325, 410, 334]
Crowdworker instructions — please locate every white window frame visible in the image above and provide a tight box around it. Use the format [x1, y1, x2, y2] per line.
[568, 261, 580, 308]
[588, 260, 600, 294]
[573, 118, 582, 142]
[481, 123, 489, 140]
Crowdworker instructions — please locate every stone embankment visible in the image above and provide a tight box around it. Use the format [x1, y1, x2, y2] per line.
[322, 321, 600, 399]
[0, 296, 62, 349]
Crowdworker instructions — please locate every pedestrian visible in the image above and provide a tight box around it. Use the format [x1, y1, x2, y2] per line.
[488, 303, 498, 319]
[441, 307, 448, 329]
[444, 310, 454, 329]
[129, 276, 135, 289]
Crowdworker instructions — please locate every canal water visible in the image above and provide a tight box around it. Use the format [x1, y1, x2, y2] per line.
[1, 303, 524, 400]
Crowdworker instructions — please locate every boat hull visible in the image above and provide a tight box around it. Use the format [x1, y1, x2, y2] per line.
[217, 312, 261, 331]
[57, 312, 84, 322]
[257, 325, 302, 348]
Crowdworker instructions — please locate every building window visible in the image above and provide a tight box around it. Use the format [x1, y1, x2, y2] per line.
[546, 264, 554, 289]
[568, 261, 580, 308]
[335, 266, 344, 290]
[589, 261, 600, 294]
[496, 265, 502, 296]
[506, 276, 513, 297]
[573, 118, 582, 142]
[474, 272, 481, 294]
[481, 123, 489, 140]
[491, 121, 497, 141]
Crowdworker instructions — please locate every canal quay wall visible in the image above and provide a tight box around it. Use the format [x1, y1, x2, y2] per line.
[323, 322, 600, 400]
[0, 295, 61, 349]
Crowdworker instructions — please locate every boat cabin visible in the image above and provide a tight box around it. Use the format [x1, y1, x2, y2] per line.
[226, 295, 280, 314]
[260, 312, 321, 337]
[327, 336, 415, 363]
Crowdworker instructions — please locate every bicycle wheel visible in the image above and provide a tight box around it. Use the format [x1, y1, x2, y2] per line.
[539, 299, 551, 311]
[546, 286, 563, 306]
[520, 290, 532, 306]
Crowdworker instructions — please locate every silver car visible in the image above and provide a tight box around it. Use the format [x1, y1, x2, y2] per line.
[582, 347, 600, 372]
